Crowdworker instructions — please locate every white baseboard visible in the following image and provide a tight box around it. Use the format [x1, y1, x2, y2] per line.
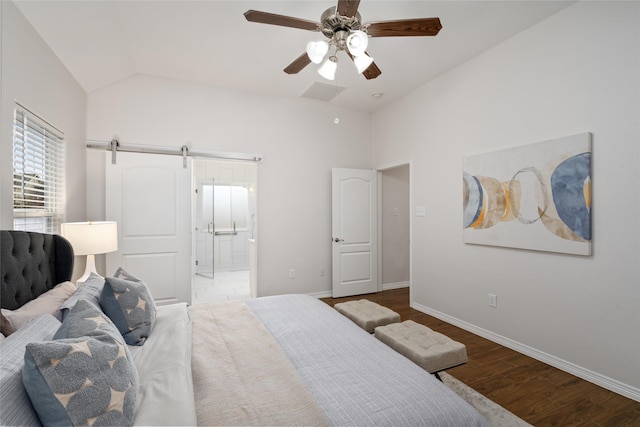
[309, 290, 332, 299]
[411, 301, 640, 403]
[382, 281, 410, 291]
[308, 282, 409, 299]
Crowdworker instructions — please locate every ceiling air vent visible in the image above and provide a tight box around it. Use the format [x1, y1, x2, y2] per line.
[300, 81, 346, 102]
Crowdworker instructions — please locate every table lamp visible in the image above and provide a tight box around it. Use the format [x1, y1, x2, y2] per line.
[61, 221, 118, 282]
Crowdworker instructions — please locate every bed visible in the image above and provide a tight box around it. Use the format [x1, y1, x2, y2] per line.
[0, 230, 488, 426]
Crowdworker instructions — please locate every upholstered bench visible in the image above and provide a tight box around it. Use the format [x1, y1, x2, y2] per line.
[334, 299, 401, 333]
[374, 320, 467, 378]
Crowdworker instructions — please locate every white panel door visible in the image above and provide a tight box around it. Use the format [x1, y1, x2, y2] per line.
[332, 168, 378, 298]
[106, 152, 192, 305]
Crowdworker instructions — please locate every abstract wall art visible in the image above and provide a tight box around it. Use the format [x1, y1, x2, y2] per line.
[463, 133, 592, 255]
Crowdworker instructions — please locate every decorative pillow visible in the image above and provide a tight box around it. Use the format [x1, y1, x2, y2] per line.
[0, 281, 76, 336]
[0, 314, 61, 427]
[56, 299, 138, 392]
[100, 270, 156, 346]
[59, 272, 105, 320]
[113, 267, 143, 282]
[55, 299, 126, 345]
[23, 300, 138, 426]
[54, 300, 139, 400]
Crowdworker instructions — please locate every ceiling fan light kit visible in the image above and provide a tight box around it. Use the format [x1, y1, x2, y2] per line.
[318, 55, 339, 80]
[346, 30, 368, 56]
[310, 28, 372, 79]
[244, 0, 442, 81]
[353, 53, 374, 74]
[306, 40, 330, 64]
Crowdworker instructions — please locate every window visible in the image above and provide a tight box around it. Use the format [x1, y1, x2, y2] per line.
[12, 104, 65, 233]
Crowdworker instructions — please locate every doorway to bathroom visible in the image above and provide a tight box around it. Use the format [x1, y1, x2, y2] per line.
[192, 159, 257, 304]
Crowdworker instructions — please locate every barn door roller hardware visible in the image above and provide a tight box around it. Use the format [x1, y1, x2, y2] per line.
[87, 137, 263, 167]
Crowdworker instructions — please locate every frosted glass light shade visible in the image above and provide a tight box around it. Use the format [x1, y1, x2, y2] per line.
[306, 40, 329, 64]
[346, 30, 368, 56]
[354, 54, 374, 73]
[318, 56, 338, 80]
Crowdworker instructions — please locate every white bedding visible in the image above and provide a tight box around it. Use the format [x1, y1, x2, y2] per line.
[129, 303, 197, 426]
[0, 294, 487, 427]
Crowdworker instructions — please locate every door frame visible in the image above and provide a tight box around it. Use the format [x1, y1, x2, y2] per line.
[376, 160, 412, 295]
[191, 158, 258, 297]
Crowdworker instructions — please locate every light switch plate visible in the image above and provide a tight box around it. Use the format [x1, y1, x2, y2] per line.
[416, 206, 426, 217]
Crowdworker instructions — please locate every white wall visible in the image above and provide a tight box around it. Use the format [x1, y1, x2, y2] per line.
[1, 2, 87, 277]
[372, 1, 639, 400]
[381, 164, 410, 288]
[86, 74, 372, 296]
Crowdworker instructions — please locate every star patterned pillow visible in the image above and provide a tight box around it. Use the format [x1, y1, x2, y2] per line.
[22, 300, 138, 426]
[100, 269, 156, 346]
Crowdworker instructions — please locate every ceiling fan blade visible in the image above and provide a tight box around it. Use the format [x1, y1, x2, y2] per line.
[337, 0, 361, 18]
[366, 17, 442, 37]
[244, 10, 320, 31]
[284, 53, 312, 74]
[362, 61, 381, 80]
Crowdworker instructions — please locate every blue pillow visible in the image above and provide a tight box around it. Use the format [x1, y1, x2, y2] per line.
[100, 269, 156, 346]
[22, 300, 138, 426]
[55, 299, 127, 346]
[113, 267, 143, 283]
[58, 272, 105, 320]
[54, 299, 138, 391]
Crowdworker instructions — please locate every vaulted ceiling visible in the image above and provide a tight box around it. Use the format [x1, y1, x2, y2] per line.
[14, 1, 574, 112]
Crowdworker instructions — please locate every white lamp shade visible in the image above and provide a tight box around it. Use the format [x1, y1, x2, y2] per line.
[318, 56, 338, 80]
[61, 221, 118, 256]
[306, 40, 329, 64]
[354, 53, 374, 73]
[346, 30, 368, 56]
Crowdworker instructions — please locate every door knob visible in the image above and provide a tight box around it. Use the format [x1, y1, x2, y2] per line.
[333, 237, 344, 243]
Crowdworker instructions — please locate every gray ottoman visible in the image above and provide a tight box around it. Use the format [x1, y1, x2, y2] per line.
[375, 320, 467, 376]
[334, 299, 401, 333]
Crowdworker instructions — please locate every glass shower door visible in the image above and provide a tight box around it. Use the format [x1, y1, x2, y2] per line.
[213, 185, 247, 271]
[196, 181, 215, 278]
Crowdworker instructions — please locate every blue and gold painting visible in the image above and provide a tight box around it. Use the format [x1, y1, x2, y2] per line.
[463, 133, 592, 255]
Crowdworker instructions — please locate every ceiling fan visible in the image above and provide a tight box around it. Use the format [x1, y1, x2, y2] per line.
[244, 0, 442, 80]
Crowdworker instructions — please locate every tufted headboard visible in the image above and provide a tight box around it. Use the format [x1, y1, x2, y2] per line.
[0, 230, 74, 310]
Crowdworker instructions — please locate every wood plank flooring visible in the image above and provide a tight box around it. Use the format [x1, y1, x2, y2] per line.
[321, 288, 640, 426]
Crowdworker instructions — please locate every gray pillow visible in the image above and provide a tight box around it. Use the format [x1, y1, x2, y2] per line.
[113, 267, 143, 283]
[58, 272, 105, 320]
[100, 269, 156, 346]
[0, 314, 61, 426]
[22, 300, 138, 426]
[55, 299, 127, 346]
[54, 299, 138, 392]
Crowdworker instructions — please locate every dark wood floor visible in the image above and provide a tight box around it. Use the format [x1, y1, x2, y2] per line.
[321, 288, 640, 426]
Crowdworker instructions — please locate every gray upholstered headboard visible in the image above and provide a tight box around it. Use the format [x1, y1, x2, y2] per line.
[0, 230, 74, 310]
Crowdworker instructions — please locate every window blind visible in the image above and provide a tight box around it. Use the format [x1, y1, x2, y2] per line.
[12, 104, 65, 233]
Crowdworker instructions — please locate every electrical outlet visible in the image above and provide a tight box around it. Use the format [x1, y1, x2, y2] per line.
[289, 269, 296, 279]
[488, 293, 497, 308]
[320, 267, 326, 277]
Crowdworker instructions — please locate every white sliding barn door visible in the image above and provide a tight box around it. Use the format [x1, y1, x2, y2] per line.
[332, 168, 378, 298]
[106, 152, 192, 305]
